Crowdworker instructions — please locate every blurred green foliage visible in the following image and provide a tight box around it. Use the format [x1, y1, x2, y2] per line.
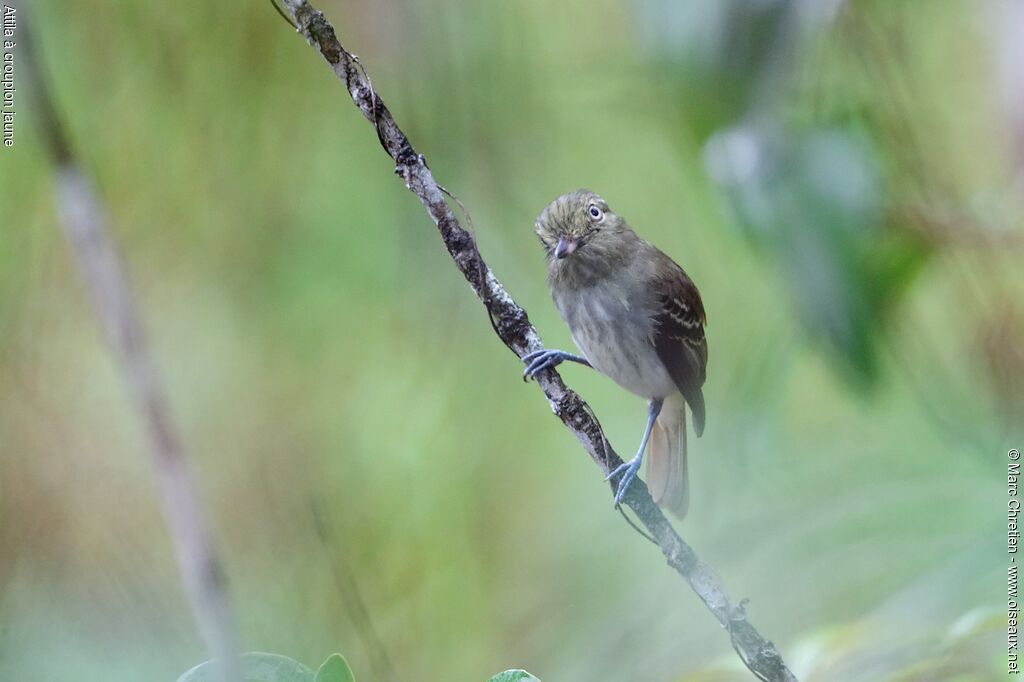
[179, 651, 534, 682]
[181, 651, 536, 682]
[179, 652, 323, 682]
[0, 0, 1016, 680]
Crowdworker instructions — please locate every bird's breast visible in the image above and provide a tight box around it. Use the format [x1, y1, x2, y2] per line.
[553, 282, 676, 400]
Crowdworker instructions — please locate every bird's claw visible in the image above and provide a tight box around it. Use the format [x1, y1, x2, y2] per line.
[606, 455, 642, 507]
[522, 349, 569, 382]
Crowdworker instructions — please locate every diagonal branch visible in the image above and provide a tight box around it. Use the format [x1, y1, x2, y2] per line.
[278, 2, 798, 680]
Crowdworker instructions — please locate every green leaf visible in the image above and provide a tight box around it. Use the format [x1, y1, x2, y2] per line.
[315, 654, 356, 682]
[177, 652, 316, 682]
[486, 671, 541, 682]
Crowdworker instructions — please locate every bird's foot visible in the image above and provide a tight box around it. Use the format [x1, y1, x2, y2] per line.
[522, 349, 585, 382]
[606, 455, 643, 507]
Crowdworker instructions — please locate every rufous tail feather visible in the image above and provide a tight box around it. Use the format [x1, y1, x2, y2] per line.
[646, 394, 689, 518]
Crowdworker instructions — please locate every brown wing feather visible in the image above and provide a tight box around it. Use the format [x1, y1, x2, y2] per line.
[651, 258, 708, 436]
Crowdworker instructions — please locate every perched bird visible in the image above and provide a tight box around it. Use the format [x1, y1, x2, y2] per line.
[523, 190, 707, 517]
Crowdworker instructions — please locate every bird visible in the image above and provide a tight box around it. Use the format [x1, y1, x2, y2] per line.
[523, 189, 707, 517]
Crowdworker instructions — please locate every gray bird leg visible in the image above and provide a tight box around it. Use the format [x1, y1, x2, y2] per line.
[522, 348, 592, 381]
[606, 398, 664, 507]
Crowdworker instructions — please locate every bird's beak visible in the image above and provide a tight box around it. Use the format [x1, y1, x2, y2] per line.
[554, 237, 579, 259]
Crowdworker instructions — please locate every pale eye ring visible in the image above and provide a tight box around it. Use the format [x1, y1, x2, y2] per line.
[588, 205, 603, 221]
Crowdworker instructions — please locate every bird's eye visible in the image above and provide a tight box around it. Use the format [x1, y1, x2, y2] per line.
[588, 205, 603, 221]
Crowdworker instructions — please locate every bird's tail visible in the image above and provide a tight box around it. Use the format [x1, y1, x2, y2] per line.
[647, 394, 689, 518]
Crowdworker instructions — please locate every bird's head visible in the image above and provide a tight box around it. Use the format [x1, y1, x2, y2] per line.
[534, 189, 627, 262]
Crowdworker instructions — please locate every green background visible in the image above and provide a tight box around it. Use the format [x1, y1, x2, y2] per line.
[0, 0, 1013, 679]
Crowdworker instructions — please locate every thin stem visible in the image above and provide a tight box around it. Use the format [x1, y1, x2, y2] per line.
[19, 4, 240, 679]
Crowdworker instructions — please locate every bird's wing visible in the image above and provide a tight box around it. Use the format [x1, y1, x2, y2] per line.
[650, 255, 708, 436]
